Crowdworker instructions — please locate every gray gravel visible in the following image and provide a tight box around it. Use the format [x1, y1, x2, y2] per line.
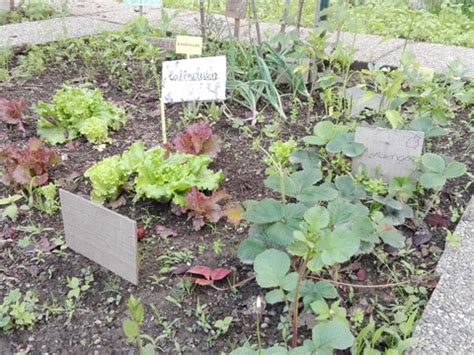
[408, 197, 474, 354]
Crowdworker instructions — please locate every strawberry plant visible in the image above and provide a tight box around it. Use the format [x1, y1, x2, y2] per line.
[172, 121, 222, 157]
[0, 97, 27, 132]
[0, 138, 60, 189]
[35, 85, 127, 145]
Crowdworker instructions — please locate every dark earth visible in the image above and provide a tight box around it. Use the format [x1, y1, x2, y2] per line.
[0, 43, 472, 354]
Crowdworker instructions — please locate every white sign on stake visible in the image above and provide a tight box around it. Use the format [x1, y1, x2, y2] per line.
[59, 190, 138, 285]
[352, 127, 425, 181]
[162, 56, 227, 104]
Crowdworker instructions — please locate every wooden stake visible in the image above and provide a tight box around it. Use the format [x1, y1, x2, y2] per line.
[296, 0, 305, 32]
[199, 0, 206, 39]
[250, 0, 261, 45]
[280, 0, 291, 34]
[160, 100, 167, 144]
[9, 0, 15, 11]
[139, 6, 143, 16]
[234, 18, 241, 39]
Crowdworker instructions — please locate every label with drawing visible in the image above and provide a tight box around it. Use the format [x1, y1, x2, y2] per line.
[162, 56, 227, 104]
[352, 126, 425, 181]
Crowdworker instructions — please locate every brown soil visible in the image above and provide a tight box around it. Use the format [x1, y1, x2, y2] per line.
[0, 56, 472, 354]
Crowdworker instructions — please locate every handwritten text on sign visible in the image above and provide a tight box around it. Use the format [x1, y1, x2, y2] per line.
[162, 56, 227, 104]
[123, 0, 162, 6]
[176, 35, 203, 56]
[352, 127, 424, 181]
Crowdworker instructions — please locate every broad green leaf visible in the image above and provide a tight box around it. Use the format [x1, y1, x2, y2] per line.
[254, 249, 290, 288]
[265, 289, 285, 304]
[312, 320, 354, 351]
[380, 230, 405, 248]
[243, 199, 284, 224]
[445, 161, 466, 179]
[238, 238, 266, 263]
[122, 319, 139, 341]
[421, 153, 445, 174]
[2, 204, 18, 221]
[419, 172, 446, 189]
[304, 206, 330, 231]
[37, 126, 67, 145]
[318, 227, 360, 266]
[385, 110, 403, 129]
[282, 272, 299, 291]
[311, 299, 330, 320]
[142, 344, 156, 355]
[0, 194, 22, 205]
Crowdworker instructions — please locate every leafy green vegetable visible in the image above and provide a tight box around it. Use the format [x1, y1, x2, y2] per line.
[36, 86, 127, 145]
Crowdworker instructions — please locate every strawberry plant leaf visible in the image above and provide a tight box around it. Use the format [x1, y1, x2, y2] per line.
[254, 249, 290, 288]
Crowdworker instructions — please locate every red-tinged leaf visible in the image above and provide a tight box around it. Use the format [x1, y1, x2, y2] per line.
[37, 238, 59, 252]
[191, 278, 213, 286]
[65, 140, 82, 150]
[413, 230, 433, 247]
[154, 224, 178, 238]
[356, 268, 367, 281]
[210, 268, 232, 281]
[136, 225, 146, 241]
[0, 97, 27, 132]
[187, 265, 213, 280]
[223, 202, 243, 225]
[424, 213, 449, 228]
[183, 187, 231, 230]
[0, 138, 59, 189]
[172, 121, 222, 157]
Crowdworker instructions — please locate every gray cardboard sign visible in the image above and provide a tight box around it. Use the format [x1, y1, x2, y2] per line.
[59, 190, 138, 284]
[147, 37, 176, 52]
[352, 127, 425, 181]
[345, 87, 384, 117]
[226, 0, 247, 19]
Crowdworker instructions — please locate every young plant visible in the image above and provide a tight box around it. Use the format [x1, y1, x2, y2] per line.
[172, 121, 222, 158]
[32, 182, 60, 215]
[0, 138, 60, 189]
[0, 288, 39, 331]
[122, 295, 156, 355]
[36, 85, 127, 145]
[0, 97, 27, 132]
[179, 187, 231, 231]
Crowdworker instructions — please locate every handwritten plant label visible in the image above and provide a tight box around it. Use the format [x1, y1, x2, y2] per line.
[59, 190, 138, 284]
[176, 35, 203, 56]
[147, 37, 176, 52]
[226, 0, 248, 19]
[162, 56, 227, 104]
[352, 127, 425, 181]
[123, 0, 162, 6]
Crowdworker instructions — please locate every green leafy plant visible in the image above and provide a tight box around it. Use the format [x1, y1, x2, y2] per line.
[0, 288, 39, 331]
[419, 153, 467, 189]
[172, 121, 222, 158]
[85, 141, 224, 205]
[0, 194, 24, 222]
[122, 295, 156, 355]
[32, 182, 59, 215]
[36, 85, 127, 145]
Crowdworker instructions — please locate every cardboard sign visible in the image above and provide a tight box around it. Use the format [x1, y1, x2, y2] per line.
[176, 35, 203, 56]
[162, 56, 227, 104]
[352, 127, 425, 181]
[123, 0, 162, 6]
[226, 0, 248, 19]
[147, 37, 176, 52]
[59, 190, 138, 284]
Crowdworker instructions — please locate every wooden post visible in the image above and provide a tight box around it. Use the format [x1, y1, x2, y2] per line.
[199, 0, 206, 39]
[139, 5, 143, 16]
[234, 18, 241, 39]
[313, 0, 322, 26]
[10, 0, 15, 11]
[251, 0, 261, 45]
[296, 0, 305, 32]
[280, 0, 291, 34]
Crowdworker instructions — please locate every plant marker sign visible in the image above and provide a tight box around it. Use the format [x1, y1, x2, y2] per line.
[59, 189, 138, 285]
[160, 56, 226, 143]
[176, 35, 203, 57]
[352, 127, 425, 181]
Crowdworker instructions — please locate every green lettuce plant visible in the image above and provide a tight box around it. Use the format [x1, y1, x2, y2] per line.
[36, 85, 127, 145]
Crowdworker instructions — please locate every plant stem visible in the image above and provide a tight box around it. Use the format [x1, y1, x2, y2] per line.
[291, 250, 311, 348]
[308, 275, 414, 288]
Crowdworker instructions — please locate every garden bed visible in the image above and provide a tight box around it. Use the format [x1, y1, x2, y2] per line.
[0, 23, 473, 354]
